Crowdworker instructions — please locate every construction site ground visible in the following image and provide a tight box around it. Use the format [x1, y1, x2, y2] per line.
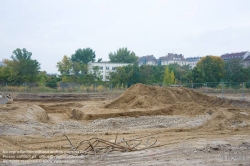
[0, 84, 250, 165]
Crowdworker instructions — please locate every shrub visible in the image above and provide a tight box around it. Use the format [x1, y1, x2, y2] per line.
[246, 80, 250, 89]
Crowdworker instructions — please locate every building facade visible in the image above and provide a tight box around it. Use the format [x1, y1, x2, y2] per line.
[88, 62, 130, 81]
[138, 54, 188, 66]
[137, 55, 158, 66]
[220, 51, 250, 68]
[159, 53, 187, 66]
[186, 57, 201, 69]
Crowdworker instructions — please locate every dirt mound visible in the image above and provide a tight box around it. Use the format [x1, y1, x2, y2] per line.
[68, 108, 84, 120]
[105, 83, 216, 109]
[21, 105, 49, 122]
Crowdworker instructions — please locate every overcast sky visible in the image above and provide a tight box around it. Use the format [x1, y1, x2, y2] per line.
[1, 0, 250, 73]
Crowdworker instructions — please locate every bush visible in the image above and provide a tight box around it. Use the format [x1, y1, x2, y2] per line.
[46, 77, 58, 88]
[246, 80, 250, 89]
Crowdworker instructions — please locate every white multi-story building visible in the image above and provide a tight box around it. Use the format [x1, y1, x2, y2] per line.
[221, 51, 250, 68]
[138, 55, 158, 66]
[138, 54, 202, 69]
[159, 53, 187, 66]
[88, 62, 130, 81]
[138, 53, 188, 66]
[186, 57, 201, 69]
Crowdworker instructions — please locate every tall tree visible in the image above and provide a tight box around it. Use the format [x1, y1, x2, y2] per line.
[91, 66, 102, 81]
[71, 48, 96, 76]
[56, 55, 72, 75]
[109, 48, 138, 63]
[192, 55, 225, 83]
[224, 59, 246, 82]
[71, 48, 96, 64]
[6, 48, 40, 83]
[139, 65, 154, 84]
[168, 63, 191, 83]
[152, 65, 165, 83]
[170, 71, 175, 84]
[110, 64, 140, 86]
[163, 66, 172, 86]
[0, 60, 15, 82]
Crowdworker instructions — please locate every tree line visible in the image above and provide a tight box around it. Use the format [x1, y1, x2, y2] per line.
[0, 47, 138, 87]
[110, 55, 250, 88]
[1, 48, 250, 88]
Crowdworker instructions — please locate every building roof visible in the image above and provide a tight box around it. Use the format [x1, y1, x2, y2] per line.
[138, 55, 157, 63]
[220, 52, 247, 60]
[159, 53, 185, 61]
[89, 62, 131, 64]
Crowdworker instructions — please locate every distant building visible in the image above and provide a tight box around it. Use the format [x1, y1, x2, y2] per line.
[220, 51, 250, 68]
[88, 62, 130, 81]
[186, 57, 201, 69]
[137, 55, 158, 66]
[138, 53, 188, 66]
[159, 53, 187, 66]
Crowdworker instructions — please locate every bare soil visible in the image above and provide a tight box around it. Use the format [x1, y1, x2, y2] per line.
[0, 84, 250, 165]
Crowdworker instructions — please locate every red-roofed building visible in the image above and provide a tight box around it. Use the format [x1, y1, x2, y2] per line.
[220, 51, 250, 67]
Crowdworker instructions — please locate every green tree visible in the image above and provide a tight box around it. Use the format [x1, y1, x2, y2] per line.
[129, 63, 140, 85]
[71, 48, 96, 64]
[46, 75, 59, 88]
[110, 64, 140, 86]
[163, 66, 172, 86]
[37, 71, 47, 86]
[92, 66, 102, 81]
[152, 65, 165, 83]
[0, 60, 11, 82]
[56, 55, 72, 75]
[6, 48, 40, 83]
[192, 55, 225, 83]
[224, 59, 246, 82]
[110, 65, 131, 84]
[109, 48, 138, 63]
[170, 71, 175, 84]
[71, 48, 96, 77]
[139, 65, 154, 84]
[168, 64, 191, 83]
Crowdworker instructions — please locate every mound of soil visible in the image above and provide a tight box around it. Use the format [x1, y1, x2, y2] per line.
[22, 105, 49, 122]
[105, 83, 216, 109]
[68, 108, 84, 120]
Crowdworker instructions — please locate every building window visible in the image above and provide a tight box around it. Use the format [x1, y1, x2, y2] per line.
[112, 67, 116, 70]
[100, 75, 103, 79]
[100, 67, 103, 70]
[106, 76, 110, 79]
[106, 67, 109, 70]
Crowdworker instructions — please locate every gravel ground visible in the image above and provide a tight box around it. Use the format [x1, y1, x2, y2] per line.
[0, 115, 211, 137]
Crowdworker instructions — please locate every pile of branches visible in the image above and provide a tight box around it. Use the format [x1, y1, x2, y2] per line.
[64, 133, 158, 155]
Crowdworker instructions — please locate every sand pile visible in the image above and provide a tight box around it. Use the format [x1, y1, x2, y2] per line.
[21, 105, 49, 122]
[105, 83, 216, 109]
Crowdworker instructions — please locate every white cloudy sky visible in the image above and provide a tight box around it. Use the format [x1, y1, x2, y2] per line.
[1, 0, 250, 73]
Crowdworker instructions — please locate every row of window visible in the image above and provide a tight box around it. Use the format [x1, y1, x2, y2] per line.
[99, 75, 109, 79]
[98, 67, 117, 70]
[223, 56, 244, 59]
[173, 58, 182, 60]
